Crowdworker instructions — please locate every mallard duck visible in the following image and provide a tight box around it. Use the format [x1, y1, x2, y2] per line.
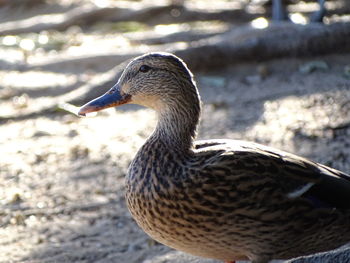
[78, 52, 350, 263]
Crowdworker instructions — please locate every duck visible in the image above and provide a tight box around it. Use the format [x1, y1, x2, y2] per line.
[78, 52, 350, 263]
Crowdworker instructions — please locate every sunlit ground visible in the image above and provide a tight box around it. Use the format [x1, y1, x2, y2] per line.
[1, 0, 350, 262]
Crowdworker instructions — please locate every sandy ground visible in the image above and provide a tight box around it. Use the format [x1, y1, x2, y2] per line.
[1, 51, 350, 263]
[0, 1, 350, 260]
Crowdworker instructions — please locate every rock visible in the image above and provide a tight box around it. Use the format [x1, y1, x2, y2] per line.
[257, 64, 270, 78]
[288, 244, 350, 263]
[299, 60, 329, 74]
[142, 251, 221, 263]
[32, 130, 51, 137]
[245, 74, 263, 84]
[200, 76, 226, 89]
[67, 129, 78, 137]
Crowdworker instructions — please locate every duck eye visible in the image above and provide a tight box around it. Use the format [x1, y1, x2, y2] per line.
[139, 65, 151, 73]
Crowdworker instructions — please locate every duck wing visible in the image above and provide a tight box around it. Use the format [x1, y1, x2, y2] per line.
[194, 139, 350, 209]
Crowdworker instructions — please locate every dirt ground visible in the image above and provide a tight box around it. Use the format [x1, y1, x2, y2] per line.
[1, 1, 350, 263]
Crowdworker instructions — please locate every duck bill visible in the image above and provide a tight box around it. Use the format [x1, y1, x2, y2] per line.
[78, 83, 131, 116]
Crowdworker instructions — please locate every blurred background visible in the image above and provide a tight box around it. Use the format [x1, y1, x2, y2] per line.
[1, 0, 350, 262]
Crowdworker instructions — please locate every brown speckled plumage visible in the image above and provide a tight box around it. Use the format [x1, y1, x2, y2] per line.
[79, 52, 350, 263]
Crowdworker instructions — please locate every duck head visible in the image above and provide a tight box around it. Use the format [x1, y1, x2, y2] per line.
[78, 52, 199, 116]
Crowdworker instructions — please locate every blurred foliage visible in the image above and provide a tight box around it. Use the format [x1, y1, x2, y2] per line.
[0, 29, 83, 52]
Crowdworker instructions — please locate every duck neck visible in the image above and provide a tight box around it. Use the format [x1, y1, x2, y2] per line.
[151, 95, 201, 152]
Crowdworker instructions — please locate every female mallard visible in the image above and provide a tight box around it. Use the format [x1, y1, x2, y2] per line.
[79, 52, 350, 263]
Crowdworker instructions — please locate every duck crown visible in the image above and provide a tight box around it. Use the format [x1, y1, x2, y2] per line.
[118, 52, 200, 111]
